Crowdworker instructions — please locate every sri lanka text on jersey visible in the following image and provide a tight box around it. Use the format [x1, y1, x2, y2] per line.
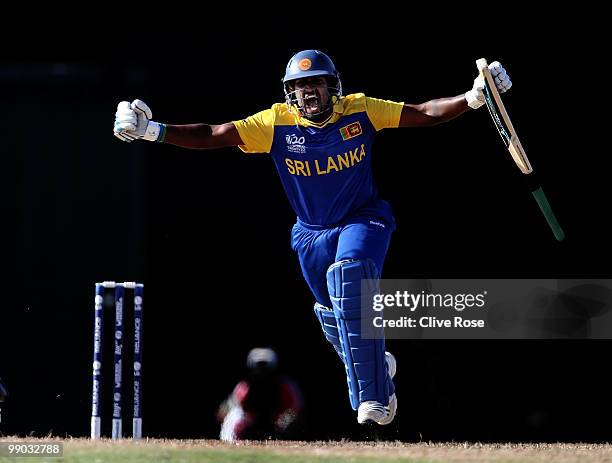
[284, 144, 367, 177]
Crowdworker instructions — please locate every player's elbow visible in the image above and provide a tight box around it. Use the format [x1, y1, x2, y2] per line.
[420, 103, 447, 126]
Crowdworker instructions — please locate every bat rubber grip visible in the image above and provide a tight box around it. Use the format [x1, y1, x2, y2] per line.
[531, 187, 565, 241]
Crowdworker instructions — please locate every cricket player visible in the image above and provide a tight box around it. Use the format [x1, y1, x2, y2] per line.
[217, 348, 303, 441]
[113, 50, 511, 426]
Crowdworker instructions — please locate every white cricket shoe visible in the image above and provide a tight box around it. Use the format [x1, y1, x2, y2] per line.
[357, 393, 397, 425]
[356, 352, 398, 425]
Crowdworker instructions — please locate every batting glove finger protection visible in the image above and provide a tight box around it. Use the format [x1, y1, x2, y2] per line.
[114, 101, 137, 132]
[113, 99, 164, 142]
[113, 101, 139, 141]
[465, 60, 513, 109]
[489, 61, 512, 93]
[131, 99, 153, 119]
[114, 132, 134, 143]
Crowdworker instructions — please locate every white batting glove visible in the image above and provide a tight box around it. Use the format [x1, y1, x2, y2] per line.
[113, 99, 164, 142]
[465, 61, 513, 109]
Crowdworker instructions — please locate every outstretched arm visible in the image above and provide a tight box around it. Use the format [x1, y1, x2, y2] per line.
[163, 122, 243, 149]
[399, 95, 470, 127]
[114, 99, 244, 149]
[398, 61, 512, 128]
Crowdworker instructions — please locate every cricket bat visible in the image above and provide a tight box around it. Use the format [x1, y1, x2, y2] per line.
[476, 58, 565, 241]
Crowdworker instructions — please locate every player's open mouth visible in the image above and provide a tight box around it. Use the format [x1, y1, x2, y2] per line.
[303, 94, 320, 113]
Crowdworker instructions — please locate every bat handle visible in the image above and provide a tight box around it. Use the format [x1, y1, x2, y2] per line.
[531, 187, 565, 241]
[476, 58, 489, 73]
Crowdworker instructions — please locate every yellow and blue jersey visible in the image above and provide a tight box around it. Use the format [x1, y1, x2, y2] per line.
[233, 93, 403, 226]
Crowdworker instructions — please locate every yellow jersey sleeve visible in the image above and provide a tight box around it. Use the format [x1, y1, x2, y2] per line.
[232, 106, 277, 154]
[365, 96, 404, 131]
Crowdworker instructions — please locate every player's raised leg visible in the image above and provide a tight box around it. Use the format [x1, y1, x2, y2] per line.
[313, 302, 397, 376]
[330, 219, 397, 425]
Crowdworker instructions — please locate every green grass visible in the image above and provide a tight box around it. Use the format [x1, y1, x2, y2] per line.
[61, 447, 427, 463]
[2, 438, 612, 463]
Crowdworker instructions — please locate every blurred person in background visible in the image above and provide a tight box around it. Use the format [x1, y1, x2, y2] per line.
[217, 348, 303, 441]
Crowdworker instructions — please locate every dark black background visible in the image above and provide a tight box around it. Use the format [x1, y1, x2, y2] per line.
[0, 15, 609, 442]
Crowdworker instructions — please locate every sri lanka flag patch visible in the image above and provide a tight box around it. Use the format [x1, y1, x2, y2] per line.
[339, 122, 362, 141]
